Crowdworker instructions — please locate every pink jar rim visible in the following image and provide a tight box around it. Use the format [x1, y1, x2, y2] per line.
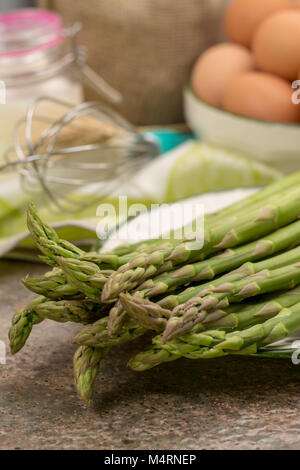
[0, 9, 64, 58]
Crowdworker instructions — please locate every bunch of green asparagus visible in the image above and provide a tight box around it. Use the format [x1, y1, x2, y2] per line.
[9, 171, 300, 404]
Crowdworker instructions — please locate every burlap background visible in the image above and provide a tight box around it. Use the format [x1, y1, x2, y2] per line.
[39, 0, 224, 125]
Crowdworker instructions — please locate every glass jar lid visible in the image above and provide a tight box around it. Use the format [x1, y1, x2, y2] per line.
[0, 9, 64, 58]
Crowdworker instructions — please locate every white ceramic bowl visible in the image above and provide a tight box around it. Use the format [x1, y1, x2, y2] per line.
[184, 86, 300, 174]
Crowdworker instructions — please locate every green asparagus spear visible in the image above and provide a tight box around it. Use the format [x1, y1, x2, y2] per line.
[207, 303, 300, 357]
[74, 346, 110, 403]
[175, 171, 299, 231]
[120, 286, 300, 334]
[106, 239, 173, 257]
[178, 171, 297, 232]
[159, 301, 300, 363]
[9, 297, 107, 354]
[208, 171, 300, 221]
[190, 287, 300, 331]
[164, 260, 300, 342]
[57, 257, 113, 302]
[9, 297, 45, 354]
[74, 286, 300, 351]
[107, 300, 128, 336]
[33, 299, 107, 324]
[120, 226, 300, 330]
[41, 236, 177, 269]
[23, 268, 84, 300]
[137, 220, 300, 297]
[102, 186, 300, 302]
[27, 204, 180, 269]
[119, 293, 170, 332]
[72, 316, 146, 348]
[127, 289, 300, 371]
[119, 245, 300, 333]
[56, 254, 174, 335]
[27, 204, 86, 266]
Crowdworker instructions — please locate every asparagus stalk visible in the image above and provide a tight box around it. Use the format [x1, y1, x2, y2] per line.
[120, 286, 300, 333]
[72, 316, 146, 348]
[55, 254, 174, 335]
[9, 297, 45, 354]
[172, 171, 299, 232]
[33, 299, 108, 324]
[27, 173, 300, 275]
[169, 187, 300, 260]
[119, 245, 300, 332]
[27, 204, 179, 269]
[107, 299, 128, 336]
[180, 172, 298, 231]
[102, 186, 300, 302]
[119, 294, 170, 332]
[137, 220, 300, 297]
[74, 346, 110, 403]
[207, 303, 300, 357]
[164, 260, 300, 342]
[56, 254, 175, 334]
[107, 287, 182, 336]
[9, 297, 107, 354]
[159, 301, 300, 363]
[23, 268, 85, 300]
[192, 287, 300, 331]
[56, 257, 113, 302]
[27, 204, 86, 266]
[96, 172, 298, 272]
[128, 292, 300, 371]
[121, 226, 300, 327]
[107, 239, 174, 256]
[75, 286, 300, 351]
[208, 171, 300, 221]
[107, 288, 182, 336]
[41, 237, 176, 269]
[72, 316, 152, 402]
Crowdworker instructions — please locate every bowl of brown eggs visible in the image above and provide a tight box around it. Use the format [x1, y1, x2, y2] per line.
[184, 0, 300, 174]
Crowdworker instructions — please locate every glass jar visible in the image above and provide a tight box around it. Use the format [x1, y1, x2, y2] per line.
[0, 9, 85, 158]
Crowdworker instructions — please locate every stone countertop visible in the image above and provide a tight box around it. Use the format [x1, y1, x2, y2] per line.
[0, 260, 300, 450]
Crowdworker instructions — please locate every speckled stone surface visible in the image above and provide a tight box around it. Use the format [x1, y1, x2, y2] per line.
[0, 260, 300, 450]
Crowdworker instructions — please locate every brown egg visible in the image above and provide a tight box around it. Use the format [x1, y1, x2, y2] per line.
[224, 0, 291, 48]
[253, 11, 300, 80]
[191, 43, 253, 107]
[222, 72, 300, 123]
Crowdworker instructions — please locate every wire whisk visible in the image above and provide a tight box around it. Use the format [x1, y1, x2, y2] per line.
[0, 96, 159, 213]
